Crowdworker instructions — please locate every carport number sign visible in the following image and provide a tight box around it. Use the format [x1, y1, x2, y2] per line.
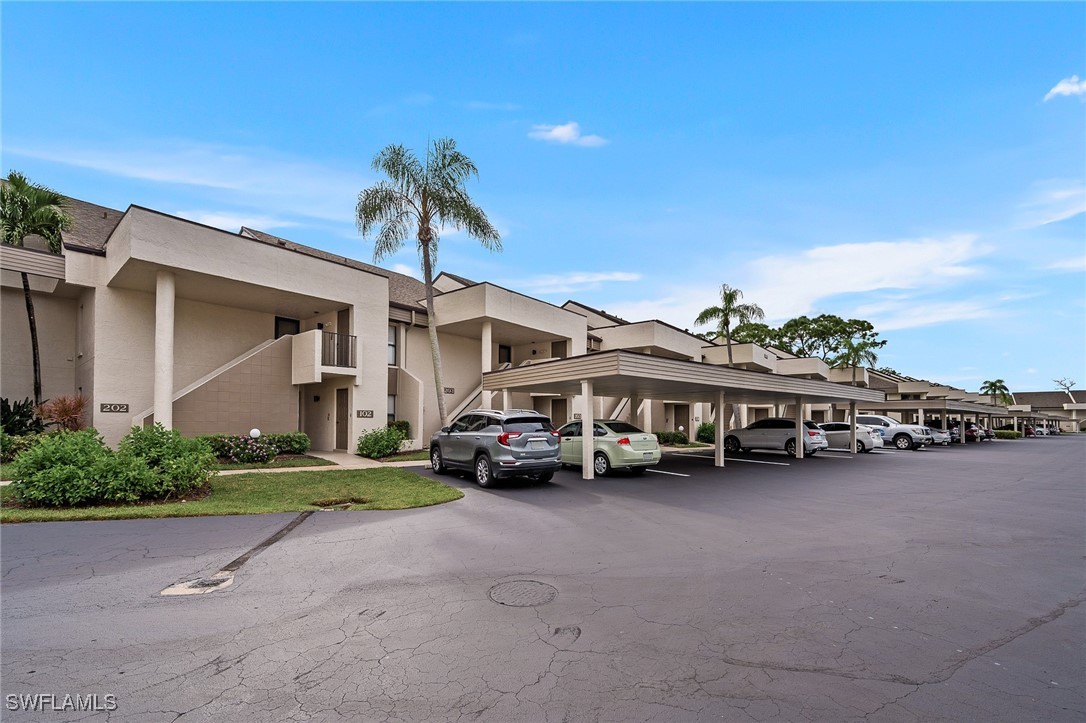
[100, 403, 129, 413]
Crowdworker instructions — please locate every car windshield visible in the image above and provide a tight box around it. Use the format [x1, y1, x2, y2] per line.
[503, 418, 555, 433]
[603, 421, 643, 433]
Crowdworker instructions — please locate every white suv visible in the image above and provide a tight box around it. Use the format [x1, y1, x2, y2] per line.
[853, 415, 933, 451]
[722, 418, 829, 456]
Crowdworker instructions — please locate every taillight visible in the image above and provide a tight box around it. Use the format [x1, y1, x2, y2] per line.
[807, 430, 820, 436]
[549, 430, 560, 438]
[497, 431, 522, 446]
[616, 436, 631, 446]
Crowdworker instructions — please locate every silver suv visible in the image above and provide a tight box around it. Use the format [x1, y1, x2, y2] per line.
[853, 414, 933, 451]
[430, 409, 561, 487]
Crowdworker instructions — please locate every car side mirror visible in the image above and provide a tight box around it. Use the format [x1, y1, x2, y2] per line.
[441, 426, 451, 433]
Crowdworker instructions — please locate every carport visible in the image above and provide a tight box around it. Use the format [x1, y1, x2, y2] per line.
[856, 399, 1008, 445]
[482, 350, 886, 479]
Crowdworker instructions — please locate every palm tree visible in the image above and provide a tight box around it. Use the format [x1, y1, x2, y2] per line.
[694, 284, 765, 367]
[979, 379, 1011, 406]
[1, 172, 73, 405]
[830, 337, 880, 386]
[356, 139, 500, 426]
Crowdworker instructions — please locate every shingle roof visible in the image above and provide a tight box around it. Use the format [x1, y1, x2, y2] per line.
[60, 197, 125, 253]
[1012, 391, 1080, 408]
[240, 227, 428, 309]
[562, 300, 629, 326]
[436, 271, 477, 287]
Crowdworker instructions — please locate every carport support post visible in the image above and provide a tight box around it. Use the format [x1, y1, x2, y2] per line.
[715, 391, 726, 468]
[849, 402, 857, 455]
[794, 396, 804, 459]
[581, 380, 595, 480]
[154, 270, 176, 430]
[481, 320, 493, 407]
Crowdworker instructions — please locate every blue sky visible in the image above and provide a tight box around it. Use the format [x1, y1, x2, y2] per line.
[3, 2, 1084, 392]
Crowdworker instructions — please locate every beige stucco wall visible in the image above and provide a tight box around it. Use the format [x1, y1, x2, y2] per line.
[0, 284, 78, 402]
[402, 328, 482, 438]
[172, 337, 297, 437]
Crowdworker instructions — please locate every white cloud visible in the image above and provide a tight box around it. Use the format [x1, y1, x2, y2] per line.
[741, 235, 989, 321]
[7, 139, 368, 225]
[175, 211, 299, 232]
[1046, 255, 1086, 272]
[528, 122, 608, 147]
[1027, 368, 1038, 374]
[1044, 75, 1086, 101]
[851, 298, 995, 331]
[1016, 181, 1086, 228]
[509, 271, 641, 295]
[390, 263, 420, 279]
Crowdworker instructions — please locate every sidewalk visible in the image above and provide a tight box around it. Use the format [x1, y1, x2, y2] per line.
[217, 450, 429, 476]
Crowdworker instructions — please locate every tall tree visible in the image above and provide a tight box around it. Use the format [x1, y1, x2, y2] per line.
[731, 322, 778, 349]
[356, 139, 500, 426]
[694, 284, 765, 367]
[979, 379, 1011, 406]
[829, 337, 881, 386]
[1, 172, 73, 405]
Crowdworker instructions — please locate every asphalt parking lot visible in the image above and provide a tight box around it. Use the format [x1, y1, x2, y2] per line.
[2, 436, 1083, 722]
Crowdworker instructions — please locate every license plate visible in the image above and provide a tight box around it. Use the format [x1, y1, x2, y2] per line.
[530, 439, 546, 449]
[643, 452, 653, 460]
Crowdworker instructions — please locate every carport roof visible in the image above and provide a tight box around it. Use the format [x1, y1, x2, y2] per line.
[857, 399, 1008, 416]
[482, 349, 886, 405]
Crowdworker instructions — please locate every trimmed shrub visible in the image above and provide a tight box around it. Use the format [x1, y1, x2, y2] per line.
[214, 434, 275, 464]
[388, 420, 412, 440]
[1, 397, 44, 436]
[994, 430, 1022, 440]
[9, 430, 114, 506]
[118, 424, 216, 498]
[263, 432, 311, 455]
[1, 430, 44, 463]
[696, 422, 716, 444]
[356, 425, 405, 459]
[38, 394, 89, 431]
[654, 430, 689, 445]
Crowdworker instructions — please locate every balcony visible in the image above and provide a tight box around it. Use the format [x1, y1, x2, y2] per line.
[292, 330, 357, 384]
[321, 331, 356, 368]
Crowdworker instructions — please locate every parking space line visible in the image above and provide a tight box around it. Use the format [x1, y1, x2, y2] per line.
[645, 469, 691, 477]
[724, 457, 791, 466]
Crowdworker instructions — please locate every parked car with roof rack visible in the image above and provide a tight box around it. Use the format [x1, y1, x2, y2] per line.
[430, 409, 561, 487]
[851, 414, 934, 450]
[722, 418, 829, 456]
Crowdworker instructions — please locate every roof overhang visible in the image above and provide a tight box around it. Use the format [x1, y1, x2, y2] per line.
[858, 399, 1013, 416]
[482, 350, 885, 405]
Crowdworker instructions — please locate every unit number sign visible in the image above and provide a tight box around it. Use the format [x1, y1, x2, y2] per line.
[100, 403, 129, 413]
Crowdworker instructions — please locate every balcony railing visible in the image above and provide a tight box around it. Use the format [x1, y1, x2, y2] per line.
[321, 332, 356, 368]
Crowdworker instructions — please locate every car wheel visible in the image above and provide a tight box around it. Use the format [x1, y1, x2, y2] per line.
[430, 446, 447, 474]
[723, 436, 741, 453]
[630, 466, 647, 476]
[807, 449, 817, 457]
[474, 455, 495, 488]
[785, 438, 797, 456]
[593, 452, 612, 477]
[856, 440, 866, 453]
[893, 434, 914, 450]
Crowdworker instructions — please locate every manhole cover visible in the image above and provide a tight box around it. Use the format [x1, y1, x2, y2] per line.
[488, 580, 557, 607]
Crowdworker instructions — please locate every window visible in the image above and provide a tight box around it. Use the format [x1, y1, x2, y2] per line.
[387, 395, 396, 424]
[561, 422, 582, 438]
[450, 415, 475, 433]
[388, 326, 397, 366]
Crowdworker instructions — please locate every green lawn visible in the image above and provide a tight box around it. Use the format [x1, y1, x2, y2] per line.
[0, 468, 463, 523]
[668, 442, 712, 448]
[214, 455, 332, 471]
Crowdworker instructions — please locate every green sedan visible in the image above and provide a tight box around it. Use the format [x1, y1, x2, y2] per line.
[556, 419, 662, 476]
